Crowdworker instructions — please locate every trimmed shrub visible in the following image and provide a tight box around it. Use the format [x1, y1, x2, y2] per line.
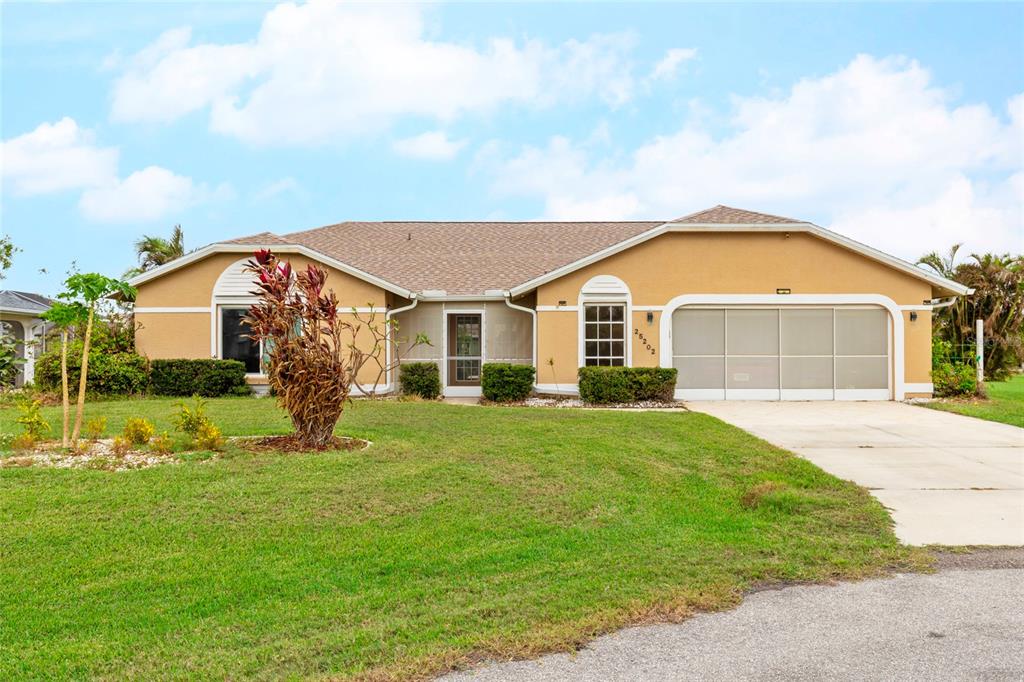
[577, 366, 678, 404]
[36, 344, 149, 395]
[400, 362, 441, 399]
[482, 363, 535, 402]
[150, 359, 250, 397]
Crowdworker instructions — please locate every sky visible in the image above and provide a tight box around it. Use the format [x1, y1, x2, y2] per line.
[1, 1, 1022, 296]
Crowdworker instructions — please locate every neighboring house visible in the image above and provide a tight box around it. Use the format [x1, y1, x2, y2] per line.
[128, 205, 971, 400]
[0, 290, 54, 387]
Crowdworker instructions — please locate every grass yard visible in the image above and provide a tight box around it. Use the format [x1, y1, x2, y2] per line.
[1, 398, 925, 680]
[925, 374, 1024, 428]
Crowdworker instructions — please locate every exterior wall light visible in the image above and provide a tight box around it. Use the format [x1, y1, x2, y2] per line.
[776, 288, 791, 295]
[910, 311, 918, 322]
[646, 311, 654, 324]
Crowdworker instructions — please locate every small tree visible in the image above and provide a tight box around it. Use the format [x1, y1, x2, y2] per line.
[244, 250, 425, 448]
[56, 274, 136, 442]
[41, 301, 89, 447]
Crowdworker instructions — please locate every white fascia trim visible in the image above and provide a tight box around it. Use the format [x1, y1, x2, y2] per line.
[535, 383, 580, 395]
[904, 382, 934, 394]
[134, 306, 210, 314]
[659, 293, 906, 401]
[900, 304, 934, 311]
[0, 306, 50, 316]
[417, 294, 507, 302]
[507, 221, 971, 297]
[538, 304, 662, 312]
[127, 242, 413, 299]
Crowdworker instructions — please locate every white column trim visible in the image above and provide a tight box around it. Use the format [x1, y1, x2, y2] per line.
[659, 294, 906, 401]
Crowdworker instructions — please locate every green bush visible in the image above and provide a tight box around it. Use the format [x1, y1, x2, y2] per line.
[931, 337, 977, 397]
[150, 359, 251, 397]
[578, 366, 678, 404]
[481, 363, 535, 402]
[36, 343, 149, 395]
[399, 362, 441, 399]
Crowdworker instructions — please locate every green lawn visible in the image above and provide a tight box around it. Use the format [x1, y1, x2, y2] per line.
[1, 398, 924, 680]
[925, 374, 1024, 428]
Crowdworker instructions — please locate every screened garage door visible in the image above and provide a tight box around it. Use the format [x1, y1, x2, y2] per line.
[671, 307, 890, 400]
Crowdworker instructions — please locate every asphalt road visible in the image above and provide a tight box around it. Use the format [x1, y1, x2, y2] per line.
[441, 555, 1024, 681]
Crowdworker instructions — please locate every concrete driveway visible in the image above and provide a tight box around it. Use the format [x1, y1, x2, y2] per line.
[688, 401, 1023, 546]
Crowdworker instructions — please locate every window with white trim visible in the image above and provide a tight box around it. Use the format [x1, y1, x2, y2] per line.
[583, 304, 626, 366]
[220, 307, 261, 373]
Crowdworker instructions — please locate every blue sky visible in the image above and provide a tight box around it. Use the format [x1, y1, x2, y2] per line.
[2, 1, 1022, 296]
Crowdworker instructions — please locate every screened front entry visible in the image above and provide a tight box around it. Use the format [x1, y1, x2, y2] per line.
[447, 313, 482, 386]
[671, 306, 890, 400]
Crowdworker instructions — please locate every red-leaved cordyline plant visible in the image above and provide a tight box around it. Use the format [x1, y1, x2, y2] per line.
[244, 250, 428, 448]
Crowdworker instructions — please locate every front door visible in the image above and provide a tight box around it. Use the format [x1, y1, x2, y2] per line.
[447, 313, 482, 386]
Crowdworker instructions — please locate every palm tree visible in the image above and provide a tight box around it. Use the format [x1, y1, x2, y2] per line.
[126, 225, 185, 278]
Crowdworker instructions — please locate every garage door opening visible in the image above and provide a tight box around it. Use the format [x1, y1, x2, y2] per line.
[671, 306, 891, 401]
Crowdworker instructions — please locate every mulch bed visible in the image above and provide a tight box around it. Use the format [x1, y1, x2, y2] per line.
[237, 435, 370, 453]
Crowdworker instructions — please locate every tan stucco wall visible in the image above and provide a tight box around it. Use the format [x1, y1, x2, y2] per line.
[904, 309, 933, 385]
[134, 251, 390, 387]
[135, 312, 211, 359]
[134, 252, 387, 309]
[536, 231, 935, 389]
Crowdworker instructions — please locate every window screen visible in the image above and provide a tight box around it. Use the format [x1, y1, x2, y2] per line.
[584, 304, 626, 366]
[221, 308, 260, 373]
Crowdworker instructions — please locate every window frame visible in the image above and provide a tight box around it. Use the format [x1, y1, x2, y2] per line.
[217, 305, 264, 376]
[582, 303, 628, 367]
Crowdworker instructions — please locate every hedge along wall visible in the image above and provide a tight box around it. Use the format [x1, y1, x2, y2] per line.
[149, 359, 251, 397]
[35, 347, 149, 395]
[481, 363, 535, 402]
[399, 362, 441, 399]
[577, 366, 677, 404]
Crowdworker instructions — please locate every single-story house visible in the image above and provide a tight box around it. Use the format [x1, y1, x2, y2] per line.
[0, 290, 55, 387]
[128, 205, 971, 400]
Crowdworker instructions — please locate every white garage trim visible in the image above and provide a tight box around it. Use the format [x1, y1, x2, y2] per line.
[659, 294, 905, 401]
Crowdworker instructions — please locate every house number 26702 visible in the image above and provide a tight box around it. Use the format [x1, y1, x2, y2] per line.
[633, 328, 656, 355]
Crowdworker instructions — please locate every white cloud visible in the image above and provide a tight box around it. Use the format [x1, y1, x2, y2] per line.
[484, 55, 1023, 258]
[0, 117, 118, 195]
[648, 47, 698, 82]
[78, 166, 231, 223]
[392, 131, 468, 161]
[110, 1, 638, 144]
[1, 116, 231, 223]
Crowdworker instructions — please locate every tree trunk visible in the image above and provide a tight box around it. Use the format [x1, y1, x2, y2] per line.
[60, 329, 70, 448]
[70, 307, 94, 442]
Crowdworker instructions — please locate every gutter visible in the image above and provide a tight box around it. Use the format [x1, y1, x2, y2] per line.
[504, 292, 538, 389]
[384, 294, 419, 394]
[928, 296, 959, 310]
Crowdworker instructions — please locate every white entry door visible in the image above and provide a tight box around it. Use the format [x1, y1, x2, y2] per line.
[672, 306, 890, 401]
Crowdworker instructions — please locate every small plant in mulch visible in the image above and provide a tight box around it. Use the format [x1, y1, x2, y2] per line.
[123, 418, 156, 446]
[238, 434, 369, 453]
[109, 436, 132, 457]
[84, 416, 107, 441]
[149, 431, 174, 455]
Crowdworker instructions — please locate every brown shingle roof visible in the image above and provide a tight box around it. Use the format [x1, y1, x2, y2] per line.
[281, 221, 663, 295]
[671, 205, 801, 224]
[224, 231, 292, 245]
[217, 206, 809, 296]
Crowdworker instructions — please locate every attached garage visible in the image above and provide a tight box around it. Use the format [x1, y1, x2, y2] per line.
[669, 301, 892, 401]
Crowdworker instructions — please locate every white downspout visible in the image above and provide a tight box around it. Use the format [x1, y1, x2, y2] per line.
[504, 292, 538, 389]
[385, 294, 418, 394]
